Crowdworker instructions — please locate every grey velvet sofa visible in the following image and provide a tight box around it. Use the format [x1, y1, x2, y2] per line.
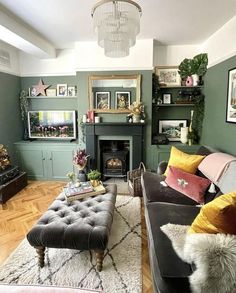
[141, 146, 225, 293]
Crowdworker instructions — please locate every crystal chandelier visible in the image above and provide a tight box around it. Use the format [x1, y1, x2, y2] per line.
[91, 0, 142, 58]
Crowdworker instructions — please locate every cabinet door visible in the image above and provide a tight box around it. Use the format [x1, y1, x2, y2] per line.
[16, 149, 46, 179]
[47, 149, 74, 180]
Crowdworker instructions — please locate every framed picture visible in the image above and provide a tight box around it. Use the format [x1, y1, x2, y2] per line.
[158, 119, 187, 141]
[226, 67, 236, 123]
[46, 88, 57, 97]
[68, 86, 77, 97]
[163, 93, 172, 104]
[115, 92, 130, 110]
[29, 87, 37, 97]
[155, 66, 181, 86]
[95, 92, 110, 110]
[57, 84, 67, 96]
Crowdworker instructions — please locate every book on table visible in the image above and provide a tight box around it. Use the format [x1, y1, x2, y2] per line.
[64, 181, 106, 201]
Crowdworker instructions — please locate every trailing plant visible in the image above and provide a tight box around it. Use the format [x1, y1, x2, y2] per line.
[87, 169, 101, 181]
[152, 73, 160, 102]
[192, 94, 205, 143]
[19, 90, 29, 121]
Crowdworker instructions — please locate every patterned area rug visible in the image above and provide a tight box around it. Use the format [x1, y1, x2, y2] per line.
[0, 196, 141, 293]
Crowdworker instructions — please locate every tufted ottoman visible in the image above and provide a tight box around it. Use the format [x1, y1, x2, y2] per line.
[27, 184, 117, 271]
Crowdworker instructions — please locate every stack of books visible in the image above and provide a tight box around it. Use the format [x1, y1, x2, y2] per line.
[64, 181, 106, 202]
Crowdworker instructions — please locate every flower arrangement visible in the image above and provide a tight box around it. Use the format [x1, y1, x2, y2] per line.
[129, 101, 143, 116]
[66, 171, 76, 182]
[73, 149, 89, 170]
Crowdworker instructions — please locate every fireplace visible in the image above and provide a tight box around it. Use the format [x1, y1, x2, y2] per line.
[85, 123, 144, 173]
[100, 140, 129, 179]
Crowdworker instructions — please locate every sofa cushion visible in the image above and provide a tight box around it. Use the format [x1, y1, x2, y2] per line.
[164, 146, 205, 176]
[146, 202, 200, 278]
[142, 172, 198, 205]
[189, 191, 236, 234]
[165, 166, 211, 204]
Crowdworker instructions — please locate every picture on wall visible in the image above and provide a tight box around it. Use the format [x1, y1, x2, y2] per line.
[115, 92, 130, 109]
[95, 92, 110, 110]
[68, 86, 77, 97]
[155, 66, 181, 86]
[159, 119, 187, 141]
[226, 67, 236, 123]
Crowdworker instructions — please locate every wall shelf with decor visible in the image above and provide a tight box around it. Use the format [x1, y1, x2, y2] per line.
[27, 96, 78, 99]
[152, 68, 205, 154]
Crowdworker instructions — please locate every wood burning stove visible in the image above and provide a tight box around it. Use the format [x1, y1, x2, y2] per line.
[102, 150, 128, 179]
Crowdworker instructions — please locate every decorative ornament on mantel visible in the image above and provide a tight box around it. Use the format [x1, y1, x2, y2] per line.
[33, 79, 50, 96]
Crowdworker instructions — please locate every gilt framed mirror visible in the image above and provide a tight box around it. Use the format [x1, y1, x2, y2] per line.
[88, 74, 141, 113]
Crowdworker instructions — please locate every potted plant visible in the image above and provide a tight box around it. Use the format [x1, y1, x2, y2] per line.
[191, 53, 208, 85]
[178, 53, 208, 86]
[178, 58, 194, 86]
[87, 169, 101, 187]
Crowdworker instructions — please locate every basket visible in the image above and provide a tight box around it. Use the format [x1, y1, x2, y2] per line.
[127, 162, 146, 197]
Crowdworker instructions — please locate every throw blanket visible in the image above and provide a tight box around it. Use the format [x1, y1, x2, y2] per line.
[161, 224, 236, 293]
[198, 153, 236, 184]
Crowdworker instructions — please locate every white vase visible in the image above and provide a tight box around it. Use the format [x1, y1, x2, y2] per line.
[192, 74, 199, 86]
[133, 114, 140, 123]
[180, 127, 188, 144]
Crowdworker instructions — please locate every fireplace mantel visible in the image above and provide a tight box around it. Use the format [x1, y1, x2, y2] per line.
[85, 123, 145, 170]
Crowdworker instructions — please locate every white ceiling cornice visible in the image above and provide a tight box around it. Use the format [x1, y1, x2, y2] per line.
[0, 5, 56, 59]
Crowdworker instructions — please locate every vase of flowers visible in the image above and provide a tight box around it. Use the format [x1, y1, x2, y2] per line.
[129, 101, 144, 123]
[73, 149, 90, 182]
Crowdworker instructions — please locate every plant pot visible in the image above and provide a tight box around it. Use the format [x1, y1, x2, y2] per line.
[191, 74, 199, 86]
[133, 114, 140, 123]
[90, 179, 100, 187]
[186, 76, 193, 87]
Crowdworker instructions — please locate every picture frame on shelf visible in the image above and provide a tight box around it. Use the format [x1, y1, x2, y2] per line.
[46, 88, 57, 97]
[95, 92, 110, 110]
[57, 84, 67, 96]
[115, 91, 130, 109]
[155, 66, 181, 86]
[158, 119, 187, 141]
[68, 86, 77, 97]
[162, 93, 172, 104]
[226, 67, 236, 123]
[29, 87, 37, 97]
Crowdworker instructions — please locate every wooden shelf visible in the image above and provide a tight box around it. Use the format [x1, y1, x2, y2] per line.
[159, 85, 202, 89]
[27, 96, 78, 99]
[154, 103, 195, 107]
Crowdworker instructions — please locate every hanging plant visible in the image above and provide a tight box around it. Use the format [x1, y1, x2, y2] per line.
[192, 94, 205, 143]
[19, 90, 29, 121]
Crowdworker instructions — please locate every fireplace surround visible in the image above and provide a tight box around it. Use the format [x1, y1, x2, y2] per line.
[85, 123, 144, 172]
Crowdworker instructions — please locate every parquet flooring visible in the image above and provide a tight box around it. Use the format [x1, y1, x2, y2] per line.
[0, 181, 153, 293]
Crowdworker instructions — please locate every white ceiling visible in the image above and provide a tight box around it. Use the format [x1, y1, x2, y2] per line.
[0, 0, 236, 52]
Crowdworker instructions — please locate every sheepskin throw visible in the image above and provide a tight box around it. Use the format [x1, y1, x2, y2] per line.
[161, 224, 236, 293]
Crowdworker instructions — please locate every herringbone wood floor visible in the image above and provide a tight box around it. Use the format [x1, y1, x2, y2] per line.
[0, 181, 153, 292]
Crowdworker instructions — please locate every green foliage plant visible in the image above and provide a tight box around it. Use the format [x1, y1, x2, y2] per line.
[87, 169, 101, 181]
[178, 53, 208, 79]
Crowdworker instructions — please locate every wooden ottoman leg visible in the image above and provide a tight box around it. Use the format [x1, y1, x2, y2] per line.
[35, 246, 45, 268]
[95, 250, 104, 272]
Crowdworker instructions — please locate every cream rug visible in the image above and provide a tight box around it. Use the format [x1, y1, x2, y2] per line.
[0, 196, 141, 293]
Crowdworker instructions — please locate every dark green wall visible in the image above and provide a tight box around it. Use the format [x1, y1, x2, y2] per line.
[201, 55, 236, 155]
[0, 72, 21, 163]
[20, 71, 153, 165]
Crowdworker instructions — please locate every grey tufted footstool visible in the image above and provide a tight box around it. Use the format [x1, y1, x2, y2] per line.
[27, 184, 117, 271]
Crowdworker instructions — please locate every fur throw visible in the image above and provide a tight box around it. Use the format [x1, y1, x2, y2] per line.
[161, 224, 236, 293]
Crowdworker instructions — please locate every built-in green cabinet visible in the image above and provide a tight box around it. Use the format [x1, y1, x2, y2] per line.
[14, 141, 78, 180]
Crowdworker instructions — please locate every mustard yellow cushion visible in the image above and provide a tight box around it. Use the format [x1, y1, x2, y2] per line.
[164, 146, 205, 176]
[189, 191, 236, 234]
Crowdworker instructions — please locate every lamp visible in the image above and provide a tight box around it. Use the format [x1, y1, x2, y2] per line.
[91, 0, 142, 58]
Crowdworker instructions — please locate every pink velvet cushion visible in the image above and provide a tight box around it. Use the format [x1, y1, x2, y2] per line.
[165, 166, 211, 203]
